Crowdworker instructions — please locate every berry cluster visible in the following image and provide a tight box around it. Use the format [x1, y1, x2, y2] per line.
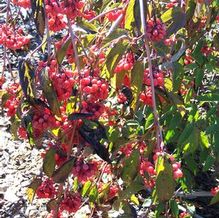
[179, 212, 191, 218]
[120, 143, 133, 157]
[143, 68, 164, 87]
[36, 179, 56, 199]
[184, 49, 193, 65]
[140, 160, 156, 176]
[114, 52, 134, 73]
[80, 76, 109, 102]
[117, 92, 127, 104]
[211, 186, 219, 196]
[5, 97, 20, 117]
[106, 9, 124, 22]
[164, 36, 176, 46]
[45, 0, 84, 31]
[12, 0, 31, 8]
[83, 10, 96, 21]
[0, 24, 30, 50]
[50, 69, 75, 101]
[201, 45, 213, 56]
[166, 0, 179, 9]
[4, 83, 20, 117]
[72, 159, 99, 183]
[0, 76, 5, 89]
[32, 108, 59, 136]
[17, 127, 28, 139]
[146, 18, 166, 42]
[172, 162, 183, 179]
[60, 192, 81, 213]
[139, 88, 153, 106]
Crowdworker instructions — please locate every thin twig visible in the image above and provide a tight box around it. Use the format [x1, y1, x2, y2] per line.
[67, 19, 80, 73]
[106, 13, 124, 37]
[88, 7, 123, 23]
[175, 191, 213, 199]
[44, 6, 51, 61]
[139, 0, 164, 150]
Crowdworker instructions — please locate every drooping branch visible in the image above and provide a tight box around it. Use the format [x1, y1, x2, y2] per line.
[67, 19, 80, 73]
[139, 0, 164, 150]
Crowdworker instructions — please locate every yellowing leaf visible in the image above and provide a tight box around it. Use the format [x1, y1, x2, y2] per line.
[125, 0, 135, 30]
[26, 178, 42, 203]
[131, 194, 139, 205]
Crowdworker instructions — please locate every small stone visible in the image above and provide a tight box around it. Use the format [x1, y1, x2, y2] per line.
[4, 188, 19, 202]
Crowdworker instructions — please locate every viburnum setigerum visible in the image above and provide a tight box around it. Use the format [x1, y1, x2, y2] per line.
[1, 0, 218, 216]
[12, 0, 31, 8]
[0, 24, 30, 50]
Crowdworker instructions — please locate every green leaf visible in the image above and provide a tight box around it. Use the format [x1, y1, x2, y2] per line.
[200, 131, 210, 148]
[156, 160, 175, 202]
[178, 123, 194, 146]
[77, 20, 97, 34]
[166, 9, 186, 37]
[183, 127, 200, 154]
[82, 181, 92, 197]
[133, 0, 143, 32]
[115, 175, 144, 207]
[192, 41, 205, 66]
[105, 41, 128, 78]
[56, 38, 71, 65]
[26, 178, 42, 203]
[115, 70, 126, 89]
[210, 192, 219, 205]
[103, 29, 128, 45]
[203, 155, 215, 172]
[194, 68, 204, 88]
[118, 203, 137, 218]
[145, 113, 154, 130]
[172, 62, 184, 92]
[185, 0, 196, 23]
[52, 157, 76, 183]
[10, 115, 21, 140]
[43, 148, 56, 177]
[47, 199, 59, 212]
[40, 69, 61, 117]
[89, 185, 98, 203]
[121, 150, 140, 184]
[18, 60, 35, 99]
[22, 114, 35, 146]
[31, 0, 45, 36]
[161, 7, 181, 23]
[131, 61, 144, 110]
[68, 112, 93, 120]
[170, 200, 179, 217]
[125, 0, 135, 30]
[197, 93, 219, 102]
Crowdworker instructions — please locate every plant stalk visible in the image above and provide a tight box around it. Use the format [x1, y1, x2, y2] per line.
[139, 0, 164, 150]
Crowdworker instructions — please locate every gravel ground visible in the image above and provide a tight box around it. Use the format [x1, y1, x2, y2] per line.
[0, 116, 48, 218]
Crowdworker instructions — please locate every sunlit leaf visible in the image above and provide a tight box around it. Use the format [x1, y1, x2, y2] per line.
[56, 37, 71, 65]
[82, 181, 92, 197]
[131, 61, 144, 110]
[31, 0, 45, 36]
[105, 41, 128, 78]
[210, 192, 219, 205]
[52, 157, 76, 183]
[156, 159, 175, 202]
[43, 148, 56, 177]
[18, 59, 35, 99]
[40, 69, 61, 117]
[122, 150, 140, 184]
[125, 0, 135, 30]
[26, 178, 42, 203]
[89, 185, 98, 203]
